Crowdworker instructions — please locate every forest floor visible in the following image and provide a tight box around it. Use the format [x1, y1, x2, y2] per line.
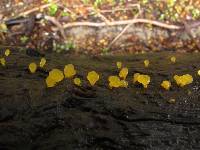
[0, 49, 200, 149]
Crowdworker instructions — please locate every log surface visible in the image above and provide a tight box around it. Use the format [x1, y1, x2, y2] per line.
[0, 50, 200, 149]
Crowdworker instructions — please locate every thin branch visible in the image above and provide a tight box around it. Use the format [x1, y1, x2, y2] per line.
[44, 15, 66, 40]
[52, 18, 182, 31]
[108, 4, 141, 48]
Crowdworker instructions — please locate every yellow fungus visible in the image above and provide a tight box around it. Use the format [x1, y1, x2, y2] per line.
[5, 49, 10, 56]
[108, 76, 121, 89]
[49, 69, 64, 82]
[0, 58, 6, 66]
[198, 70, 200, 76]
[119, 67, 128, 79]
[170, 56, 176, 63]
[46, 76, 56, 88]
[116, 61, 122, 69]
[161, 80, 171, 90]
[73, 77, 81, 86]
[173, 74, 193, 87]
[134, 74, 150, 88]
[87, 71, 99, 86]
[133, 73, 140, 83]
[120, 80, 128, 88]
[39, 57, 46, 68]
[46, 69, 64, 88]
[144, 59, 150, 67]
[64, 64, 76, 78]
[29, 63, 37, 73]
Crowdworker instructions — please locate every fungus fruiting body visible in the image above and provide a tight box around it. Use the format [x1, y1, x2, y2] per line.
[39, 57, 46, 68]
[144, 59, 150, 67]
[198, 70, 200, 76]
[170, 56, 176, 63]
[74, 77, 81, 86]
[108, 75, 121, 88]
[46, 69, 64, 88]
[173, 74, 193, 87]
[161, 80, 171, 90]
[133, 73, 150, 88]
[119, 67, 128, 79]
[87, 71, 99, 86]
[0, 58, 6, 66]
[116, 61, 122, 69]
[29, 63, 37, 73]
[5, 49, 10, 56]
[64, 64, 76, 78]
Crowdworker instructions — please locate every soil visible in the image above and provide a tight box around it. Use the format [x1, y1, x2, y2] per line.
[0, 48, 200, 150]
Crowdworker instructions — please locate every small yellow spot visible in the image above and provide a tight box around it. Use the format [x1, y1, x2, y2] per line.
[64, 64, 76, 78]
[170, 56, 176, 63]
[116, 61, 122, 69]
[197, 70, 200, 76]
[0, 58, 6, 66]
[144, 59, 150, 67]
[73, 77, 81, 86]
[29, 63, 37, 73]
[119, 67, 128, 80]
[46, 76, 56, 88]
[39, 57, 46, 68]
[5, 49, 10, 56]
[161, 80, 171, 90]
[87, 71, 99, 86]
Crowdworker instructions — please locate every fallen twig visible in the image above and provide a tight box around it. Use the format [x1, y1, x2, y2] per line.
[44, 15, 66, 40]
[53, 18, 182, 31]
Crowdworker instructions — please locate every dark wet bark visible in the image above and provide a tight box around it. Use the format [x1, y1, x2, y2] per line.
[0, 50, 200, 149]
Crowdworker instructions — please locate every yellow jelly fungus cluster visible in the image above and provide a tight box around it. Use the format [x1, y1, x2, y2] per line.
[116, 61, 122, 69]
[144, 59, 150, 67]
[64, 64, 76, 78]
[0, 58, 6, 66]
[133, 73, 150, 88]
[29, 62, 37, 73]
[173, 74, 193, 87]
[87, 71, 99, 86]
[198, 70, 200, 76]
[161, 80, 171, 90]
[73, 77, 81, 86]
[108, 76, 121, 88]
[119, 67, 128, 79]
[5, 49, 11, 57]
[46, 69, 64, 88]
[170, 56, 176, 63]
[39, 57, 46, 68]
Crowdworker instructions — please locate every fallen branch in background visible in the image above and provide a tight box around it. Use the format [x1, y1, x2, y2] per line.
[52, 18, 182, 31]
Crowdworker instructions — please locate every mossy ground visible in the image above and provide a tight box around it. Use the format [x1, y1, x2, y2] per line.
[0, 49, 200, 149]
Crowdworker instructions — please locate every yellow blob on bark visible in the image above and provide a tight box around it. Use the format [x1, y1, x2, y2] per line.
[173, 74, 193, 87]
[161, 80, 171, 90]
[46, 69, 64, 88]
[64, 64, 76, 78]
[144, 59, 149, 67]
[119, 67, 128, 79]
[87, 71, 99, 86]
[39, 57, 46, 68]
[73, 77, 81, 86]
[29, 63, 37, 73]
[0, 58, 6, 66]
[116, 61, 122, 69]
[5, 49, 11, 56]
[170, 56, 176, 63]
[108, 76, 121, 89]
